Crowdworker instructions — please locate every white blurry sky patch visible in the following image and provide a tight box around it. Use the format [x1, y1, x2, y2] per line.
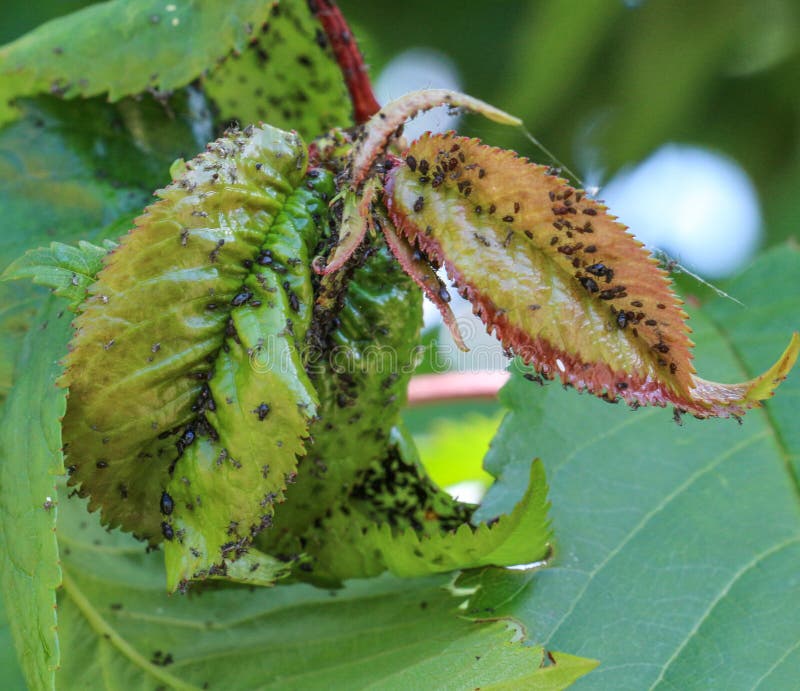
[600, 145, 762, 278]
[375, 47, 462, 142]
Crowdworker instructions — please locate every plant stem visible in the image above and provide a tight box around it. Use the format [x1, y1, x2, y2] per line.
[310, 0, 381, 123]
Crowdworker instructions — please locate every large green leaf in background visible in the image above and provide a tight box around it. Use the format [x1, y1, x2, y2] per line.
[0, 584, 25, 690]
[0, 93, 208, 405]
[0, 0, 273, 125]
[52, 489, 594, 689]
[476, 244, 800, 689]
[0, 300, 70, 690]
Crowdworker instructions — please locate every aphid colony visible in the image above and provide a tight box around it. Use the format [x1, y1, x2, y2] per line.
[40, 87, 797, 592]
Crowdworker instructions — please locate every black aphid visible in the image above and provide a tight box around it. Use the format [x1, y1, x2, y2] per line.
[160, 491, 174, 516]
[161, 522, 174, 541]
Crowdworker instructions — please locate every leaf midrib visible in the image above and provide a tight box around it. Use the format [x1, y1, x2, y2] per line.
[60, 568, 199, 691]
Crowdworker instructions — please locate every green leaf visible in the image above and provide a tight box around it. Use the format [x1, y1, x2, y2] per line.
[386, 133, 798, 418]
[2, 240, 114, 311]
[0, 0, 274, 125]
[0, 92, 208, 406]
[0, 579, 26, 690]
[58, 126, 336, 588]
[265, 237, 424, 540]
[0, 299, 71, 690]
[477, 244, 800, 688]
[205, 0, 352, 139]
[55, 491, 591, 690]
[308, 459, 552, 581]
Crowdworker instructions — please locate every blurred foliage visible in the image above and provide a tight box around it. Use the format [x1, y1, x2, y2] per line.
[6, 0, 799, 250]
[341, 0, 800, 250]
[413, 412, 499, 490]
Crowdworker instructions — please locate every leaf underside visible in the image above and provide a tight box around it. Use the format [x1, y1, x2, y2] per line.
[386, 133, 799, 418]
[304, 459, 551, 582]
[262, 237, 425, 542]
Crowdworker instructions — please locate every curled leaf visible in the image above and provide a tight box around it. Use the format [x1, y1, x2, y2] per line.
[263, 238, 424, 542]
[351, 89, 521, 189]
[58, 125, 327, 589]
[381, 214, 467, 351]
[304, 459, 551, 582]
[316, 177, 380, 275]
[386, 133, 799, 418]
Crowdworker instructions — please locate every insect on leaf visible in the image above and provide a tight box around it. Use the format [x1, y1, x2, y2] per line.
[0, 0, 274, 125]
[204, 0, 352, 140]
[57, 124, 334, 590]
[303, 459, 551, 582]
[263, 238, 424, 542]
[385, 133, 799, 418]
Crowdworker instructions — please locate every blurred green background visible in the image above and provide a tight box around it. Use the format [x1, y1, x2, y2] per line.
[7, 0, 798, 248]
[4, 0, 799, 492]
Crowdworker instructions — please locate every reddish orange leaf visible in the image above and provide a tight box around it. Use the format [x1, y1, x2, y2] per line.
[385, 133, 798, 418]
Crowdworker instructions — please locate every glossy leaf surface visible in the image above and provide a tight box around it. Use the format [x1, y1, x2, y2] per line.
[60, 124, 314, 551]
[476, 245, 800, 689]
[163, 174, 332, 590]
[386, 133, 798, 418]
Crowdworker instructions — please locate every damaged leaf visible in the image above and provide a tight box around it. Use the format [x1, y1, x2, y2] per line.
[305, 459, 551, 582]
[386, 133, 799, 418]
[57, 124, 329, 589]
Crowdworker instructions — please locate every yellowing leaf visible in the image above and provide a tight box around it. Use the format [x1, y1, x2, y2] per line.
[57, 126, 335, 593]
[386, 133, 798, 418]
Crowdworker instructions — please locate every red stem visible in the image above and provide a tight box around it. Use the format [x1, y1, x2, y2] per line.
[309, 0, 381, 124]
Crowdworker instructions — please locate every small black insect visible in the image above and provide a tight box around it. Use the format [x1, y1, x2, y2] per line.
[161, 522, 174, 541]
[231, 290, 253, 307]
[160, 491, 174, 516]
